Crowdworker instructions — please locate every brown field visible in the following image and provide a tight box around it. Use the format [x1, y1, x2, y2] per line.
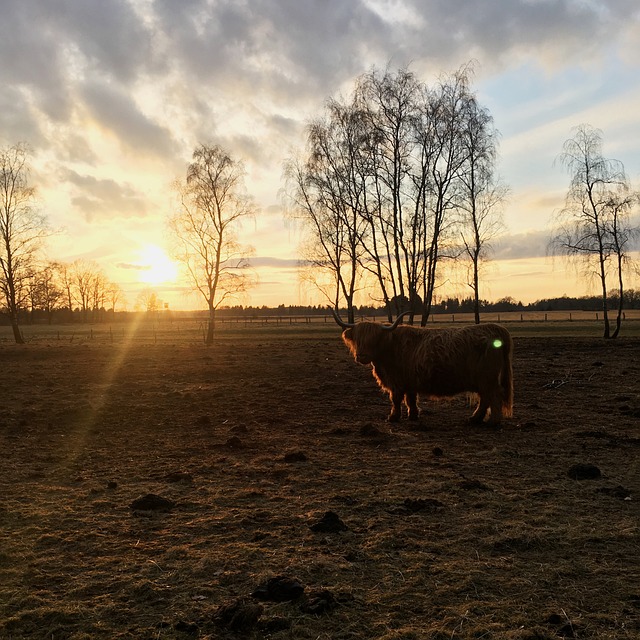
[1, 321, 639, 639]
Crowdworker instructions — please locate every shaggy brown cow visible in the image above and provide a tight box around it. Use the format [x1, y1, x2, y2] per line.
[330, 309, 513, 424]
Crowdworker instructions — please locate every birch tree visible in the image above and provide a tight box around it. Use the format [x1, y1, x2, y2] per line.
[0, 143, 48, 343]
[457, 92, 507, 324]
[170, 144, 255, 345]
[551, 124, 638, 338]
[285, 97, 370, 322]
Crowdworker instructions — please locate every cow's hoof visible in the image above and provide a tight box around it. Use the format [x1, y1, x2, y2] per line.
[387, 414, 401, 423]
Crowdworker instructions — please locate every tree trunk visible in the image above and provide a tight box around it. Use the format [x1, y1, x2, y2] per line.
[611, 255, 625, 339]
[611, 301, 622, 339]
[347, 303, 355, 324]
[597, 256, 610, 339]
[205, 307, 216, 345]
[11, 316, 24, 344]
[600, 298, 611, 339]
[6, 279, 24, 343]
[473, 254, 480, 325]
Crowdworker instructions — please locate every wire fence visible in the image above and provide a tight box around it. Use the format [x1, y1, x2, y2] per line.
[218, 309, 640, 325]
[1, 309, 639, 345]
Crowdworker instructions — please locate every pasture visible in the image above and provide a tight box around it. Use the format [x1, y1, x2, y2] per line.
[1, 320, 639, 639]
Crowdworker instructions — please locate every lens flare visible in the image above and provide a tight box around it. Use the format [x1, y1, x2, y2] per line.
[492, 339, 503, 348]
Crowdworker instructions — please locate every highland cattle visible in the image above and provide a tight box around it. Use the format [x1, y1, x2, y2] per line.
[331, 309, 513, 424]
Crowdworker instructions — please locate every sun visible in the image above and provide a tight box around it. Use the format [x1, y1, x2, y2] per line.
[138, 244, 179, 285]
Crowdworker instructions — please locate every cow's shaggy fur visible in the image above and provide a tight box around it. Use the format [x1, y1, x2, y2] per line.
[341, 321, 513, 424]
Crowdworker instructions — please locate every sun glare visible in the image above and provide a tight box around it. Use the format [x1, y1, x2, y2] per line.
[138, 244, 179, 285]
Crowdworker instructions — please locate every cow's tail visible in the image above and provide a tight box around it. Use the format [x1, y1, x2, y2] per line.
[501, 330, 514, 418]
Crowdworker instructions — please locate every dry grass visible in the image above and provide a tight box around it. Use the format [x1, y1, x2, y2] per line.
[1, 326, 639, 639]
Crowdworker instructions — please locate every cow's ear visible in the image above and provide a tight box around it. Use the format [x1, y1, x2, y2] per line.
[343, 328, 353, 341]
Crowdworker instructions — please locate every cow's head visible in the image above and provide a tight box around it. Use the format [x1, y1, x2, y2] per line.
[329, 308, 410, 365]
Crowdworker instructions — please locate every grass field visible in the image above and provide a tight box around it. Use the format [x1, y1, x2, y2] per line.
[1, 317, 639, 638]
[2, 309, 640, 344]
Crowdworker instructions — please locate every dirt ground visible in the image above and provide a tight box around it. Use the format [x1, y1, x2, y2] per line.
[1, 326, 639, 639]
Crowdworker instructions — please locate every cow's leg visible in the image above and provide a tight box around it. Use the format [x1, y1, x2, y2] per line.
[469, 395, 489, 424]
[388, 389, 403, 422]
[405, 392, 419, 421]
[486, 392, 503, 426]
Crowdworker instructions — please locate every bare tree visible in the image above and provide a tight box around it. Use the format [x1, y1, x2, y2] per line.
[285, 95, 371, 322]
[0, 143, 48, 343]
[170, 144, 255, 345]
[287, 64, 505, 322]
[551, 124, 638, 338]
[417, 69, 475, 325]
[52, 259, 110, 322]
[58, 261, 75, 316]
[27, 262, 63, 323]
[358, 68, 420, 319]
[70, 259, 102, 322]
[605, 191, 639, 337]
[90, 270, 108, 322]
[106, 282, 124, 313]
[457, 93, 507, 324]
[136, 288, 160, 314]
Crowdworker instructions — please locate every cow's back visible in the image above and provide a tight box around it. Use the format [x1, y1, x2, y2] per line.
[401, 324, 509, 397]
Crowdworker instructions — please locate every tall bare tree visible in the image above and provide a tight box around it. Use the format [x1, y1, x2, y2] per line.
[457, 92, 507, 324]
[285, 96, 370, 322]
[358, 68, 420, 319]
[417, 69, 475, 325]
[551, 124, 638, 338]
[0, 143, 48, 343]
[287, 64, 505, 322]
[170, 144, 255, 344]
[605, 190, 638, 337]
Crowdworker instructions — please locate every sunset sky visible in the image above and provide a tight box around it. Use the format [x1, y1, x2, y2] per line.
[1, 0, 639, 310]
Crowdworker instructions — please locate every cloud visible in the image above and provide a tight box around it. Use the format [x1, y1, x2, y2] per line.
[61, 169, 149, 221]
[3, 0, 638, 170]
[402, 0, 639, 69]
[249, 256, 301, 269]
[80, 80, 177, 157]
[152, 0, 389, 97]
[0, 88, 44, 146]
[493, 229, 551, 261]
[115, 261, 149, 272]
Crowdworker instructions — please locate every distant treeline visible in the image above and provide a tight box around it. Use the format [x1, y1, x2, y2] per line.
[4, 290, 640, 325]
[221, 290, 640, 316]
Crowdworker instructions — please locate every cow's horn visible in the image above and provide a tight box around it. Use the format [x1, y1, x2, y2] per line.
[328, 306, 356, 329]
[382, 311, 412, 331]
